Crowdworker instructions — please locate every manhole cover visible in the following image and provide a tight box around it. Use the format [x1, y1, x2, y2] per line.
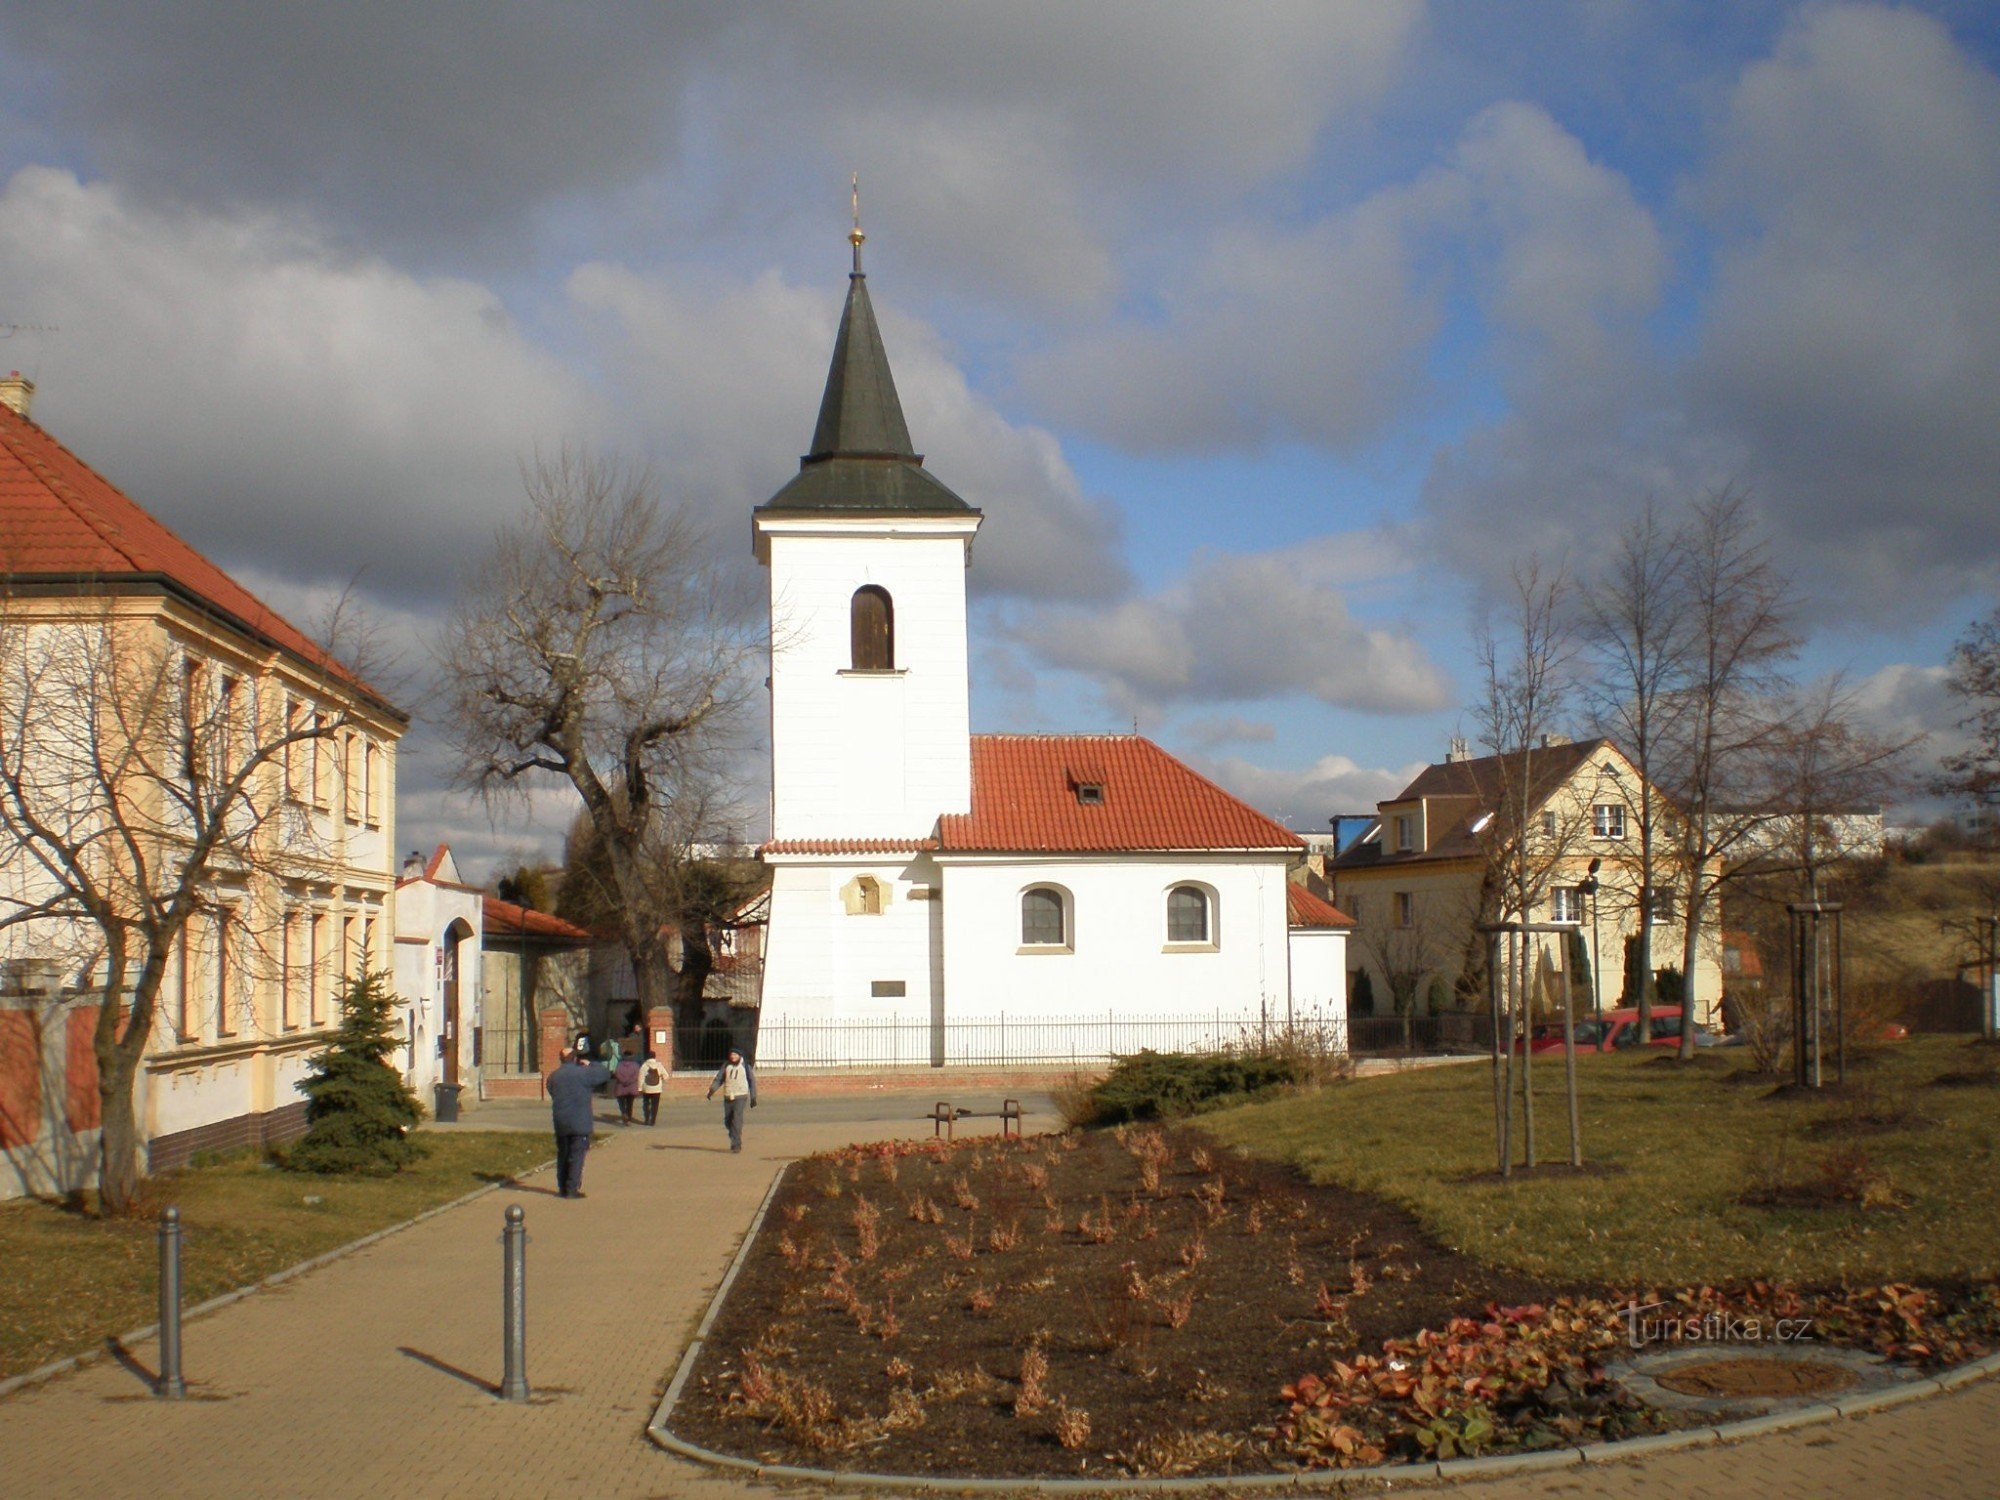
[1653, 1356, 1860, 1400]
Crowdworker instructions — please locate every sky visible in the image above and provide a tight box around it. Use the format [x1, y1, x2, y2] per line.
[2, 2, 1996, 877]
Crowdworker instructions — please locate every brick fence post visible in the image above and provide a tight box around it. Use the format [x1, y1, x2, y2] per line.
[646, 1006, 676, 1072]
[536, 1008, 571, 1093]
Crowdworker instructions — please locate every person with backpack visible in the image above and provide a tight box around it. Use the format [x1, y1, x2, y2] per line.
[637, 1049, 666, 1126]
[612, 1050, 641, 1125]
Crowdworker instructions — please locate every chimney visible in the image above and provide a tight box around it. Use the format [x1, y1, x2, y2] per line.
[0, 371, 33, 419]
[1445, 736, 1471, 763]
[1540, 733, 1571, 749]
[402, 850, 425, 879]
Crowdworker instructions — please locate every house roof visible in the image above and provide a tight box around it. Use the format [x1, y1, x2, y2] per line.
[1334, 738, 1615, 873]
[757, 251, 974, 518]
[937, 735, 1304, 855]
[481, 896, 592, 945]
[0, 401, 401, 716]
[1286, 883, 1356, 929]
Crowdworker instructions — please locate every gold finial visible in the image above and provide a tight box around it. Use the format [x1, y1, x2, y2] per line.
[849, 172, 865, 273]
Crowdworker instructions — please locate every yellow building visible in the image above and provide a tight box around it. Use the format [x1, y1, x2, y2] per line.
[0, 376, 405, 1195]
[1332, 737, 1722, 1027]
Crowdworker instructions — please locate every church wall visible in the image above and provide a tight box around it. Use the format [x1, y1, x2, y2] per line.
[767, 532, 971, 841]
[936, 855, 1292, 1024]
[757, 855, 942, 1061]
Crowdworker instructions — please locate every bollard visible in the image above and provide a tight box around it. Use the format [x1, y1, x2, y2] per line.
[500, 1205, 529, 1401]
[157, 1206, 186, 1399]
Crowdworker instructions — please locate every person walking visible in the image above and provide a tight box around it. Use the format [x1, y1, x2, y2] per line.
[612, 1051, 641, 1125]
[705, 1046, 757, 1153]
[547, 1037, 611, 1198]
[637, 1049, 666, 1126]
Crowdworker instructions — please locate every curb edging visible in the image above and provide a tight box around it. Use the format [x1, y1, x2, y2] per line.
[648, 1182, 2000, 1496]
[0, 1152, 556, 1402]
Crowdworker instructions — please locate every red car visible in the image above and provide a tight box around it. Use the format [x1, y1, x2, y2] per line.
[1521, 1007, 1701, 1054]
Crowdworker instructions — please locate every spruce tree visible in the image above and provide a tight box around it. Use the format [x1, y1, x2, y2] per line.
[288, 971, 427, 1174]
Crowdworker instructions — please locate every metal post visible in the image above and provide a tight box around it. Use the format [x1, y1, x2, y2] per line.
[1981, 916, 1999, 1042]
[1560, 940, 1582, 1168]
[500, 1205, 529, 1401]
[1589, 885, 1604, 1024]
[156, 1206, 186, 1399]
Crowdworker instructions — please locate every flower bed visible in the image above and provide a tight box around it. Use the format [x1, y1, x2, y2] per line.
[668, 1126, 2000, 1480]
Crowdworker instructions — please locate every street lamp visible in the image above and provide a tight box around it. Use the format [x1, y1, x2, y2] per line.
[1576, 858, 1604, 1022]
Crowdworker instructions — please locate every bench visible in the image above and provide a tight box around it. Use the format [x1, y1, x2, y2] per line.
[926, 1099, 1023, 1140]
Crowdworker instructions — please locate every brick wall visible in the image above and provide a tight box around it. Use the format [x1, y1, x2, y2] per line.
[146, 1100, 310, 1175]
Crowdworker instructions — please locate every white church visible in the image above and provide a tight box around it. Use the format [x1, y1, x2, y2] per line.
[751, 225, 1350, 1067]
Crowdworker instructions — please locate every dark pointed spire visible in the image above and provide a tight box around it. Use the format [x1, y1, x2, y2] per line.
[756, 197, 976, 517]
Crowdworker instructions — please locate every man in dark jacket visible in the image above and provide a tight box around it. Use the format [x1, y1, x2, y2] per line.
[547, 1037, 612, 1198]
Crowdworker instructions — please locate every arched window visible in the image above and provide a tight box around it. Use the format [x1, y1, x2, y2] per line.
[1166, 885, 1211, 944]
[1020, 886, 1067, 947]
[851, 585, 894, 670]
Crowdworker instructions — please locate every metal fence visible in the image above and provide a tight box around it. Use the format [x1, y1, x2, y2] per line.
[718, 1008, 1493, 1071]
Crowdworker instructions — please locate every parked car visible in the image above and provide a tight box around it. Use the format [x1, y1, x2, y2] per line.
[1520, 1007, 1734, 1053]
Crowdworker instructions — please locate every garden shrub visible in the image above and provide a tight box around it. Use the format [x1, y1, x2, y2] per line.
[1088, 1049, 1302, 1125]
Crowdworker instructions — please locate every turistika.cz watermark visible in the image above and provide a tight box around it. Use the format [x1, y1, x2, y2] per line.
[1620, 1301, 1816, 1350]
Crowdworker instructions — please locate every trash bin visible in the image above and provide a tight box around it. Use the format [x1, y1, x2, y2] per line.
[433, 1082, 463, 1123]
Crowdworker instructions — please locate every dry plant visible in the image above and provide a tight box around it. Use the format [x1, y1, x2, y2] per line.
[967, 1286, 995, 1314]
[1077, 1196, 1118, 1244]
[988, 1219, 1022, 1252]
[1179, 1232, 1208, 1269]
[1245, 1203, 1265, 1235]
[1159, 1286, 1197, 1330]
[884, 1357, 912, 1381]
[942, 1226, 976, 1261]
[781, 1202, 809, 1225]
[1020, 1160, 1049, 1191]
[951, 1174, 980, 1212]
[1013, 1340, 1050, 1416]
[1052, 1399, 1092, 1450]
[905, 1193, 943, 1224]
[852, 1197, 882, 1260]
[1113, 1429, 1246, 1477]
[1189, 1146, 1214, 1173]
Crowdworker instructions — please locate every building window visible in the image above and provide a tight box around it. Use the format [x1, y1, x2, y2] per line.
[1075, 782, 1104, 806]
[364, 740, 381, 826]
[850, 585, 894, 671]
[280, 910, 299, 1030]
[214, 907, 237, 1038]
[1166, 885, 1211, 944]
[176, 925, 196, 1042]
[1393, 891, 1414, 928]
[1550, 886, 1583, 924]
[1541, 810, 1557, 836]
[1646, 887, 1676, 923]
[284, 698, 303, 800]
[312, 711, 329, 808]
[343, 732, 360, 822]
[1592, 804, 1626, 839]
[1021, 886, 1068, 948]
[1395, 814, 1417, 852]
[309, 913, 326, 1027]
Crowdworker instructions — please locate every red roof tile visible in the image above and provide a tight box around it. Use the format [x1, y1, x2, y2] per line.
[482, 896, 592, 944]
[1286, 883, 1355, 929]
[0, 403, 397, 713]
[938, 736, 1302, 854]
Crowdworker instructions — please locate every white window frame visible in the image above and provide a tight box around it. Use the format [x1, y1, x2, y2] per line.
[1592, 803, 1626, 839]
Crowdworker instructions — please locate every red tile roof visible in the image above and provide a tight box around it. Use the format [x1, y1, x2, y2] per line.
[1286, 883, 1356, 929]
[938, 735, 1303, 854]
[482, 896, 592, 944]
[0, 402, 398, 714]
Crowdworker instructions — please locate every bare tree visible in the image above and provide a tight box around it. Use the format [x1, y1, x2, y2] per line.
[1754, 676, 1917, 902]
[1349, 888, 1470, 1049]
[439, 450, 756, 1059]
[1663, 491, 1800, 1061]
[1580, 500, 1691, 1043]
[0, 588, 388, 1212]
[1473, 559, 1585, 1171]
[1939, 605, 2000, 827]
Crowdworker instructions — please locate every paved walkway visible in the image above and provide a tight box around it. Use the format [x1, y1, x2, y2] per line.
[2, 1089, 1995, 1499]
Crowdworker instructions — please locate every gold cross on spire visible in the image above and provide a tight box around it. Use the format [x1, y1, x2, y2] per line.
[849, 172, 865, 274]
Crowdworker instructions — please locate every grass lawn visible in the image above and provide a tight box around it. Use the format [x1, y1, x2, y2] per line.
[1202, 1036, 2000, 1288]
[0, 1131, 553, 1381]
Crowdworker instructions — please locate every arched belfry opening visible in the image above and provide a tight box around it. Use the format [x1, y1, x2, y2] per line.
[851, 585, 894, 670]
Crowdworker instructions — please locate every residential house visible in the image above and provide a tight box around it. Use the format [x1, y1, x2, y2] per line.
[1332, 737, 1723, 1026]
[390, 846, 483, 1110]
[0, 375, 405, 1196]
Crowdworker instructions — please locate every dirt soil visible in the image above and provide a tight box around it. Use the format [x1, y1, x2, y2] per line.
[1654, 1356, 1859, 1399]
[670, 1127, 1586, 1480]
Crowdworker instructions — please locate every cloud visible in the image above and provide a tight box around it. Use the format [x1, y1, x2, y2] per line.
[1011, 535, 1452, 718]
[1193, 752, 1425, 829]
[0, 167, 598, 612]
[1689, 3, 2000, 613]
[1180, 716, 1278, 750]
[0, 3, 1422, 305]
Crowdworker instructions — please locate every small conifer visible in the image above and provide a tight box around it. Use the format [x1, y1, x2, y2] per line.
[289, 971, 427, 1174]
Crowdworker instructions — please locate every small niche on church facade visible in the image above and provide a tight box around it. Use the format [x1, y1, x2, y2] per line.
[841, 874, 888, 915]
[870, 980, 906, 998]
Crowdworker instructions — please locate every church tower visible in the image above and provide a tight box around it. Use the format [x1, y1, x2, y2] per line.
[753, 215, 982, 843]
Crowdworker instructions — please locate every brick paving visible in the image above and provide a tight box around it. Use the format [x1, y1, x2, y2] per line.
[2, 1089, 1995, 1499]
